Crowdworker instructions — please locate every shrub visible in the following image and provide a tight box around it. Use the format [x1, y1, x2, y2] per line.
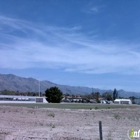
[114, 114, 120, 120]
[95, 107, 98, 110]
[48, 113, 55, 117]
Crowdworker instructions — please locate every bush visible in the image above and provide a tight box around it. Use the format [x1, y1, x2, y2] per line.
[48, 113, 55, 117]
[95, 107, 98, 110]
[114, 114, 120, 120]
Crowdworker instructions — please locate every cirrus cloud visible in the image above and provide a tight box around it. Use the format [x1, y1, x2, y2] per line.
[0, 16, 140, 75]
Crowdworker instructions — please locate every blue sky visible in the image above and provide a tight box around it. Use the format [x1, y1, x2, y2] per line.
[0, 0, 140, 92]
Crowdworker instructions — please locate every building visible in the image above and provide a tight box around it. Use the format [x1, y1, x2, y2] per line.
[0, 95, 48, 103]
[114, 99, 132, 104]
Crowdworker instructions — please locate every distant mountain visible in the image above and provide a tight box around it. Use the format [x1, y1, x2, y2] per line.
[0, 73, 139, 97]
[117, 89, 140, 98]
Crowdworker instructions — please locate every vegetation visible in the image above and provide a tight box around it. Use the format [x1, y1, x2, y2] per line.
[91, 92, 100, 103]
[1, 90, 16, 95]
[95, 106, 98, 110]
[114, 114, 120, 120]
[48, 113, 55, 117]
[129, 96, 136, 104]
[113, 88, 118, 101]
[0, 103, 136, 109]
[1, 87, 139, 105]
[45, 87, 63, 103]
[0, 90, 40, 96]
[102, 92, 113, 101]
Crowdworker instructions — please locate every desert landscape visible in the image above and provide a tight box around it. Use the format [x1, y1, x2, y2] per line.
[0, 105, 140, 140]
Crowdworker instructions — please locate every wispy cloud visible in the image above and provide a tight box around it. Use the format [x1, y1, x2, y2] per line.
[90, 6, 99, 13]
[0, 16, 140, 75]
[82, 3, 105, 14]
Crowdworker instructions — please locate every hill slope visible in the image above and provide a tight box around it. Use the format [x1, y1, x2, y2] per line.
[0, 73, 139, 97]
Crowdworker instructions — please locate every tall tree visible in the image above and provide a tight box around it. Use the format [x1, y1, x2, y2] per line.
[45, 87, 63, 103]
[113, 88, 118, 101]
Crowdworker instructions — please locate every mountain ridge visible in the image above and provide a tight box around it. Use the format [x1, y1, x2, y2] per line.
[0, 73, 139, 97]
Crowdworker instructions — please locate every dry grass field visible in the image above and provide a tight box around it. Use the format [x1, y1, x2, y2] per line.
[0, 104, 139, 140]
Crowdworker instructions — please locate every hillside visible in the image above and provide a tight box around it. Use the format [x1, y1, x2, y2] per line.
[0, 73, 139, 97]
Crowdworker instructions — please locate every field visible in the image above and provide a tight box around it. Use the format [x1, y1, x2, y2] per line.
[0, 103, 137, 109]
[0, 103, 139, 140]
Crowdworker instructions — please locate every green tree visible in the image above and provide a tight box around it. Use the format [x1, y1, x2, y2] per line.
[113, 88, 118, 101]
[91, 92, 100, 103]
[45, 87, 63, 103]
[1, 90, 15, 95]
[129, 96, 136, 104]
[102, 92, 112, 101]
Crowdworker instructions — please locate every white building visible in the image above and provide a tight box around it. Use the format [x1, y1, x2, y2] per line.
[114, 99, 132, 104]
[0, 95, 48, 103]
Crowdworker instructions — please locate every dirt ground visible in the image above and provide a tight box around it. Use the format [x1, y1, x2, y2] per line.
[0, 106, 140, 140]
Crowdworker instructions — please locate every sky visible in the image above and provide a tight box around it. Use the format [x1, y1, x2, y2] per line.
[0, 0, 140, 92]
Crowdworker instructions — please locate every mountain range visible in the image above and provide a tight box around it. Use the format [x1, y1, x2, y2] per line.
[0, 73, 139, 97]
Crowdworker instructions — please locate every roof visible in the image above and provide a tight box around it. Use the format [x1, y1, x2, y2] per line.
[0, 95, 44, 99]
[114, 99, 131, 101]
